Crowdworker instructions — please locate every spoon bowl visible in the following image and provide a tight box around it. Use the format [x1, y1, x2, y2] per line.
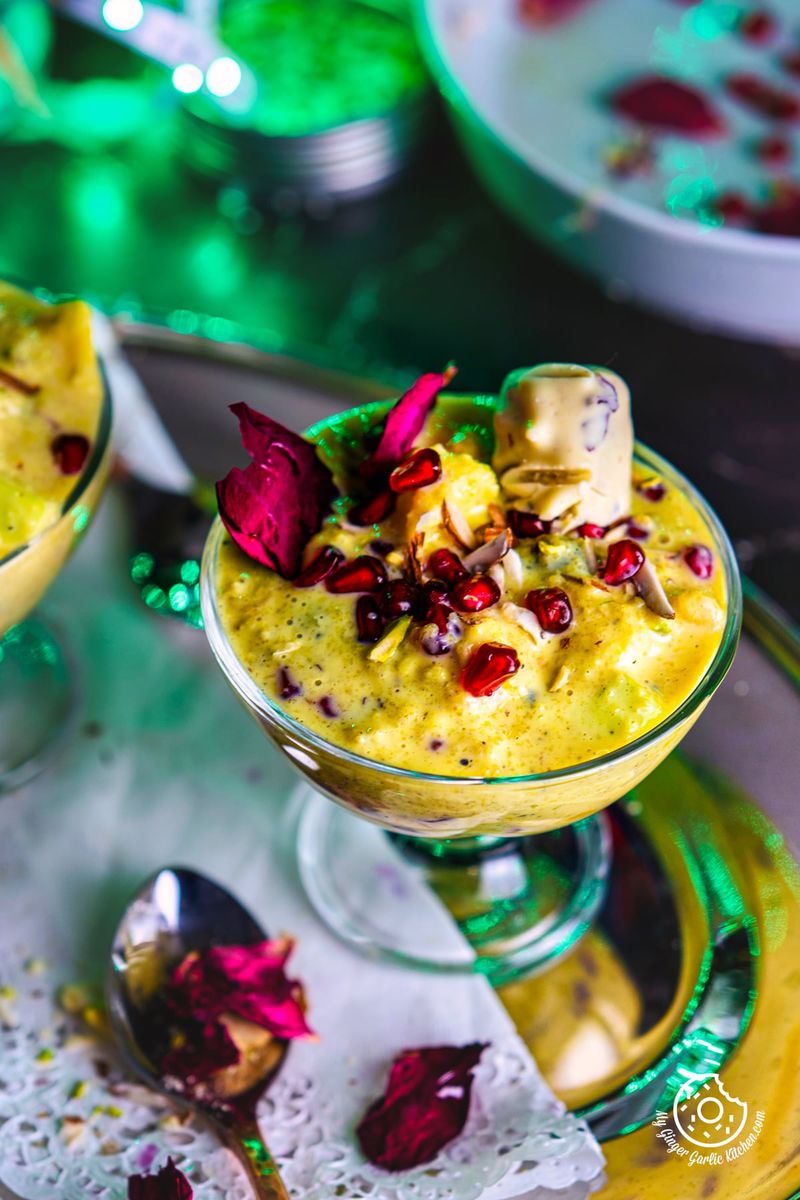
[107, 865, 290, 1198]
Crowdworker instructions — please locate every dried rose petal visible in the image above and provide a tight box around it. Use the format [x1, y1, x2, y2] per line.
[319, 695, 339, 718]
[389, 448, 442, 493]
[356, 1043, 487, 1171]
[611, 76, 725, 137]
[277, 666, 302, 699]
[739, 9, 778, 43]
[128, 1157, 193, 1200]
[217, 403, 336, 579]
[461, 643, 520, 697]
[52, 433, 90, 475]
[602, 539, 645, 585]
[714, 191, 751, 226]
[754, 182, 800, 236]
[167, 939, 314, 1042]
[726, 73, 800, 122]
[366, 366, 457, 474]
[160, 1017, 240, 1087]
[518, 0, 593, 26]
[294, 545, 344, 588]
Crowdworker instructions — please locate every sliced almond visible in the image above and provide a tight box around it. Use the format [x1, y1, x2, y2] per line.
[633, 556, 675, 619]
[405, 532, 425, 584]
[583, 537, 597, 575]
[415, 509, 440, 534]
[488, 502, 506, 527]
[463, 528, 512, 573]
[488, 562, 506, 594]
[442, 499, 476, 550]
[549, 664, 571, 692]
[499, 601, 540, 643]
[501, 464, 591, 497]
[502, 547, 524, 590]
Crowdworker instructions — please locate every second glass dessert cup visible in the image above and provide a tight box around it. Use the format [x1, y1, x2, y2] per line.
[201, 444, 742, 985]
[0, 382, 112, 792]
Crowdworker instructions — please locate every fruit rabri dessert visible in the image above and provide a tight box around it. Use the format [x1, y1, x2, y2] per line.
[209, 362, 731, 832]
[0, 281, 106, 634]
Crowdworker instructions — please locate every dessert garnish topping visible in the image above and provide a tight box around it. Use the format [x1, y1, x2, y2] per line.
[389, 447, 443, 493]
[428, 547, 468, 585]
[420, 612, 463, 656]
[726, 73, 800, 122]
[739, 8, 778, 43]
[462, 529, 512, 573]
[442, 499, 476, 549]
[349, 490, 396, 527]
[294, 544, 345, 588]
[379, 579, 418, 619]
[636, 479, 666, 503]
[356, 595, 385, 643]
[602, 538, 646, 585]
[525, 587, 573, 634]
[128, 1157, 193, 1199]
[368, 614, 412, 663]
[217, 403, 336, 578]
[365, 365, 457, 475]
[325, 555, 388, 594]
[611, 75, 726, 137]
[632, 557, 675, 619]
[461, 643, 520, 697]
[576, 522, 607, 539]
[52, 433, 90, 476]
[683, 543, 714, 579]
[451, 573, 501, 614]
[277, 666, 303, 699]
[507, 508, 551, 539]
[356, 1043, 487, 1171]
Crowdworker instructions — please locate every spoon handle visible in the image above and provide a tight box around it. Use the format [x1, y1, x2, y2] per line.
[218, 1112, 291, 1200]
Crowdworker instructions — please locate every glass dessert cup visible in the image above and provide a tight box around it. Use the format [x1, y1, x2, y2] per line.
[201, 440, 742, 984]
[0, 383, 112, 792]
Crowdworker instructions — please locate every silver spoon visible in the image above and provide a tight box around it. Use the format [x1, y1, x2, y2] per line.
[107, 865, 290, 1199]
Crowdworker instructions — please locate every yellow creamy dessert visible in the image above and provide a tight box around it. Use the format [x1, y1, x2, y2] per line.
[0, 282, 107, 634]
[209, 364, 733, 836]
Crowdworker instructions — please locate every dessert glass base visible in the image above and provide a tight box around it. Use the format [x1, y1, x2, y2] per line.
[298, 787, 612, 984]
[0, 618, 75, 792]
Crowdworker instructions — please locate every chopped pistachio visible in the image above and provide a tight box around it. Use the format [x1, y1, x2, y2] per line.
[368, 616, 412, 663]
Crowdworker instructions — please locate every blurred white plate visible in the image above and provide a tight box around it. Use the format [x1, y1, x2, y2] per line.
[418, 0, 800, 344]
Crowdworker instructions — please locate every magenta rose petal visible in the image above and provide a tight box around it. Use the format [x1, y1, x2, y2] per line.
[160, 1017, 240, 1087]
[217, 403, 336, 578]
[366, 365, 457, 475]
[128, 1158, 193, 1200]
[356, 1043, 488, 1171]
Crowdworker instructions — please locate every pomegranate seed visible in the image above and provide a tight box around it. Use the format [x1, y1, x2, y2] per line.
[420, 612, 463, 656]
[726, 73, 800, 122]
[389, 448, 442, 493]
[428, 547, 468, 585]
[319, 696, 339, 718]
[277, 666, 302, 699]
[349, 490, 395, 526]
[369, 538, 394, 558]
[602, 539, 645, 585]
[714, 191, 751, 225]
[461, 643, 520, 697]
[755, 182, 800, 235]
[378, 580, 418, 619]
[757, 134, 792, 167]
[451, 574, 501, 613]
[417, 581, 453, 632]
[683, 544, 714, 579]
[294, 544, 345, 587]
[577, 522, 607, 538]
[326, 555, 387, 594]
[636, 480, 667, 502]
[356, 595, 384, 643]
[739, 9, 777, 43]
[507, 509, 551, 538]
[51, 433, 90, 475]
[626, 520, 650, 541]
[525, 587, 573, 633]
[782, 51, 800, 78]
[611, 76, 725, 137]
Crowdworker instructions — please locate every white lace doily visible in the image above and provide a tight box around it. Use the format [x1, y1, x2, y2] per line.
[0, 495, 605, 1200]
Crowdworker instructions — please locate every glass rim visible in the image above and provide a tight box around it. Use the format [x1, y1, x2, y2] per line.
[201, 409, 743, 788]
[0, 289, 113, 572]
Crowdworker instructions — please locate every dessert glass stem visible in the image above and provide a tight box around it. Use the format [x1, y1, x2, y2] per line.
[297, 787, 613, 986]
[0, 617, 76, 793]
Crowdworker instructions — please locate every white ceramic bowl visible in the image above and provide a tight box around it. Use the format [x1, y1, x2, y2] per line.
[418, 0, 800, 344]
